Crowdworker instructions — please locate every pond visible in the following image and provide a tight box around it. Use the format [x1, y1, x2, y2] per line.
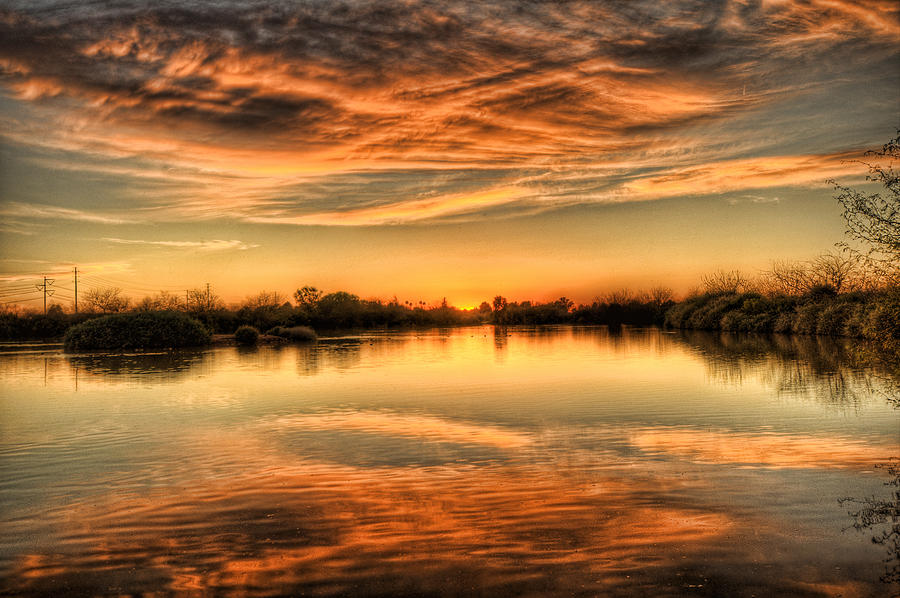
[0, 326, 897, 597]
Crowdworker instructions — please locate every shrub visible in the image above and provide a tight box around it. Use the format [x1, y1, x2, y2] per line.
[816, 303, 851, 336]
[862, 294, 900, 354]
[665, 295, 711, 328]
[720, 311, 747, 332]
[64, 311, 210, 351]
[773, 311, 795, 333]
[793, 303, 823, 335]
[843, 303, 867, 337]
[687, 294, 744, 330]
[234, 325, 260, 346]
[748, 312, 775, 333]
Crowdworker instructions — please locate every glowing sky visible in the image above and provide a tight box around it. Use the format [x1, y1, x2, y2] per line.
[0, 0, 898, 307]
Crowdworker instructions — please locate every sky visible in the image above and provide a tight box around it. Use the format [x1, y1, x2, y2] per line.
[0, 0, 898, 309]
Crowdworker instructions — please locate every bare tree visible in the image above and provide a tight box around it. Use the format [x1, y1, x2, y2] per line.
[648, 286, 674, 306]
[84, 287, 129, 313]
[186, 288, 224, 311]
[242, 291, 285, 310]
[603, 289, 633, 305]
[759, 260, 811, 296]
[831, 132, 900, 285]
[701, 269, 751, 294]
[760, 253, 869, 296]
[136, 291, 182, 311]
[809, 252, 867, 293]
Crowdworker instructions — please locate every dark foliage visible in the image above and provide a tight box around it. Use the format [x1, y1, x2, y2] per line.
[63, 311, 211, 351]
[665, 288, 900, 355]
[234, 325, 260, 346]
[0, 308, 95, 340]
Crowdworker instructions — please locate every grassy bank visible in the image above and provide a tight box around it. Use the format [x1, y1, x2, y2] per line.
[666, 287, 900, 354]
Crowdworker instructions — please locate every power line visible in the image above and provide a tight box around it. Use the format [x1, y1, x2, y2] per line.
[79, 273, 186, 292]
[0, 287, 41, 295]
[35, 276, 55, 314]
[1, 296, 41, 305]
[79, 280, 181, 296]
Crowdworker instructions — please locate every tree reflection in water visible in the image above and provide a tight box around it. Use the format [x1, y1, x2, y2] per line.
[840, 459, 900, 586]
[680, 330, 899, 408]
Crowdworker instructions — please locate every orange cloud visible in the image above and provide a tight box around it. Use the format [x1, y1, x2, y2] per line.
[249, 186, 528, 225]
[623, 152, 865, 199]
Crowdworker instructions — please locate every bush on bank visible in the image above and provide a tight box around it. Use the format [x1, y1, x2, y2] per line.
[234, 325, 260, 346]
[63, 311, 211, 351]
[665, 288, 900, 352]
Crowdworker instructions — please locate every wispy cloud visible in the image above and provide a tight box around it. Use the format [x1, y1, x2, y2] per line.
[248, 186, 527, 226]
[0, 260, 134, 281]
[0, 221, 37, 235]
[622, 152, 864, 200]
[0, 202, 131, 224]
[102, 238, 259, 251]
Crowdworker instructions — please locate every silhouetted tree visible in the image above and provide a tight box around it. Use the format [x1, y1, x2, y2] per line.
[648, 286, 674, 306]
[294, 285, 321, 307]
[186, 288, 223, 312]
[831, 131, 900, 285]
[702, 269, 751, 294]
[760, 253, 867, 296]
[84, 287, 129, 313]
[136, 291, 182, 311]
[242, 291, 285, 310]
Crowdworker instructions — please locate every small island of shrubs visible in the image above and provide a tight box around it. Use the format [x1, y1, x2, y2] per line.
[62, 314, 320, 351]
[234, 325, 260, 346]
[64, 311, 211, 351]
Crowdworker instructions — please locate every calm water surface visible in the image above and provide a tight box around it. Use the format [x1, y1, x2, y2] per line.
[0, 326, 897, 597]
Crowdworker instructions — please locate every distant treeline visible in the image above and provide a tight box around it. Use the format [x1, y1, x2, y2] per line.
[1, 276, 897, 354]
[0, 286, 673, 341]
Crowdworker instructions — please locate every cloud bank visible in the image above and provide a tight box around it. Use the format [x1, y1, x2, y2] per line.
[0, 0, 897, 224]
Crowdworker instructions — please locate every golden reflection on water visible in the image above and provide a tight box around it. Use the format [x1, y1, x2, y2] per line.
[265, 411, 534, 449]
[0, 327, 897, 597]
[5, 460, 736, 596]
[630, 427, 896, 470]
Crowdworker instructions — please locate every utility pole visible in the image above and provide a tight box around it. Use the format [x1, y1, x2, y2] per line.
[74, 267, 78, 313]
[35, 276, 55, 314]
[185, 290, 189, 311]
[206, 283, 211, 311]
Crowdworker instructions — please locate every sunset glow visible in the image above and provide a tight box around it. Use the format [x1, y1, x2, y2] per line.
[1, 0, 898, 305]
